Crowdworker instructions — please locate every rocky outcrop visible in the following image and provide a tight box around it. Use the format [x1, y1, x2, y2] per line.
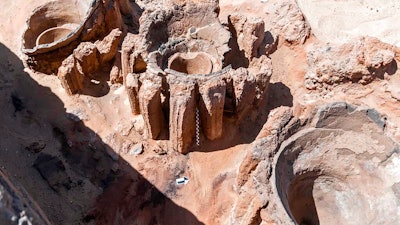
[95, 28, 123, 64]
[136, 0, 223, 53]
[229, 68, 256, 120]
[125, 73, 141, 115]
[305, 37, 399, 90]
[228, 14, 266, 59]
[263, 0, 310, 44]
[57, 55, 84, 95]
[56, 29, 123, 95]
[73, 42, 99, 76]
[110, 52, 123, 84]
[250, 55, 273, 105]
[228, 105, 300, 224]
[236, 107, 296, 189]
[121, 33, 141, 79]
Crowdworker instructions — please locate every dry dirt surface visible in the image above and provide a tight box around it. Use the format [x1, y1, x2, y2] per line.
[297, 0, 400, 47]
[0, 0, 400, 225]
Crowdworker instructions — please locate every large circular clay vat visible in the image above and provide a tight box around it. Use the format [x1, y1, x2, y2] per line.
[168, 52, 213, 75]
[147, 39, 224, 77]
[22, 0, 97, 54]
[35, 24, 79, 46]
[272, 103, 400, 225]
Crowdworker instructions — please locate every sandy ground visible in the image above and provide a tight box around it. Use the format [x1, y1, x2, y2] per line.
[297, 0, 400, 47]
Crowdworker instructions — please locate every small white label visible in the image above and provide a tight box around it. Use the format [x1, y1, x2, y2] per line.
[176, 176, 189, 185]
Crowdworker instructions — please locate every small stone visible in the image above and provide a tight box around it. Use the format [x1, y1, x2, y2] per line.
[152, 143, 167, 155]
[129, 143, 143, 155]
[25, 141, 46, 153]
[388, 79, 400, 101]
[133, 115, 145, 134]
[92, 151, 102, 160]
[111, 163, 119, 173]
[66, 109, 89, 121]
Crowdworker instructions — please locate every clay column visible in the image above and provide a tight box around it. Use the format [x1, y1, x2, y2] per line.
[138, 75, 164, 139]
[198, 77, 226, 140]
[231, 68, 257, 121]
[125, 73, 141, 115]
[169, 79, 197, 154]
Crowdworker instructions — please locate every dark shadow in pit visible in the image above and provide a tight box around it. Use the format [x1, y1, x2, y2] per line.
[267, 82, 294, 109]
[288, 173, 320, 225]
[386, 60, 398, 75]
[224, 17, 249, 69]
[262, 31, 278, 55]
[78, 66, 112, 97]
[0, 43, 204, 225]
[371, 60, 398, 80]
[275, 149, 320, 225]
[274, 130, 326, 225]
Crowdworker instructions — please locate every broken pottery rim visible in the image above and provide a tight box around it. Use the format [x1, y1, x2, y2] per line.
[35, 26, 77, 46]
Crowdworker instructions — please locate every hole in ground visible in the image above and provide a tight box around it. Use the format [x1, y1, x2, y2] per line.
[274, 109, 400, 225]
[288, 172, 320, 225]
[168, 52, 213, 75]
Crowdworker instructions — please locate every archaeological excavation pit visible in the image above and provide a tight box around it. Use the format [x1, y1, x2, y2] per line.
[9, 0, 400, 224]
[125, 31, 271, 153]
[272, 103, 400, 225]
[120, 2, 272, 154]
[21, 0, 273, 155]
